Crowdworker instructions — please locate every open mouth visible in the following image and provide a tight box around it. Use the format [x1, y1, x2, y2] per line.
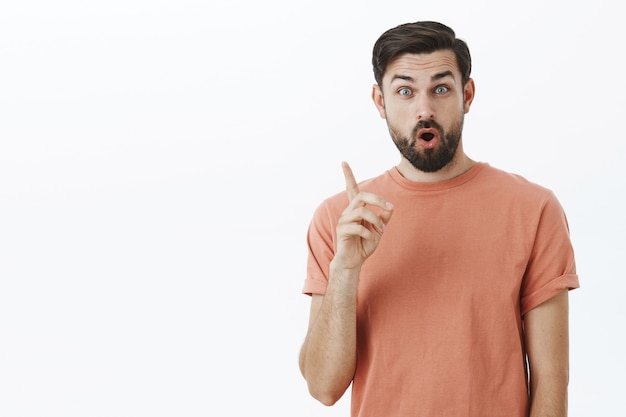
[420, 132, 435, 142]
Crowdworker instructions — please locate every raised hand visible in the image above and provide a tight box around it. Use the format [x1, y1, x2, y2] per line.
[333, 161, 394, 270]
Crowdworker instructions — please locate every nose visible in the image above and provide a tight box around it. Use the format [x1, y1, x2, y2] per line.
[415, 94, 435, 120]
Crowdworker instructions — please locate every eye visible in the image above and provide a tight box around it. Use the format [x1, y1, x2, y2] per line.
[434, 85, 449, 94]
[398, 87, 413, 97]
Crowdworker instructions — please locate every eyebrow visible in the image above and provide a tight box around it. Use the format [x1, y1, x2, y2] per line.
[391, 70, 455, 84]
[432, 70, 454, 81]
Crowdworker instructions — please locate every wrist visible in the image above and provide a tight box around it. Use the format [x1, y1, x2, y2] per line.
[329, 258, 362, 282]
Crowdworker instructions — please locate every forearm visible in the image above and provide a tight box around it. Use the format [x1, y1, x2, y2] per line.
[299, 262, 360, 405]
[525, 290, 570, 417]
[529, 372, 569, 417]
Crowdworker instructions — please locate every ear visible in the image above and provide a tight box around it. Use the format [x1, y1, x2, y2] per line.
[463, 78, 475, 114]
[372, 84, 386, 119]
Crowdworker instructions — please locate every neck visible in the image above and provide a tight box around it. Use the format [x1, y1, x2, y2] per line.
[396, 146, 475, 183]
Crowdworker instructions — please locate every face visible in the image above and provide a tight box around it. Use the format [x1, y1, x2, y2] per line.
[372, 50, 474, 173]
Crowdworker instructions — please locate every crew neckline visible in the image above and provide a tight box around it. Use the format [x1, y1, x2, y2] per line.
[387, 162, 488, 191]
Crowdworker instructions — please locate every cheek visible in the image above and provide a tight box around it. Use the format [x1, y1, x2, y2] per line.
[385, 102, 415, 121]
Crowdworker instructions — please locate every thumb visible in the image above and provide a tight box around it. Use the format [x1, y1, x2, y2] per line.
[379, 202, 394, 226]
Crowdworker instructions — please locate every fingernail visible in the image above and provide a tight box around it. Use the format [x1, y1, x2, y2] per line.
[386, 202, 394, 209]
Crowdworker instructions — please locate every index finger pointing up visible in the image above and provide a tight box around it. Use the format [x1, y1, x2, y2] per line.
[342, 161, 359, 201]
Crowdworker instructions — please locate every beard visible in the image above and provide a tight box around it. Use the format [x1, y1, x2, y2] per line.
[388, 116, 464, 173]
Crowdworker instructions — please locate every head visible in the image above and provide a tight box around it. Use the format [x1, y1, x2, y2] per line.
[372, 21, 471, 87]
[371, 21, 475, 173]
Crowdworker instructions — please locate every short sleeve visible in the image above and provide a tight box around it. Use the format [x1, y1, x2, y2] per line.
[302, 200, 338, 296]
[520, 191, 579, 315]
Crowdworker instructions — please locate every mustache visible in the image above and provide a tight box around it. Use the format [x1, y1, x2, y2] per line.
[410, 119, 444, 143]
[414, 119, 443, 132]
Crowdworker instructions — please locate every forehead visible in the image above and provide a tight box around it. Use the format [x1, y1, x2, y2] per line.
[383, 50, 460, 84]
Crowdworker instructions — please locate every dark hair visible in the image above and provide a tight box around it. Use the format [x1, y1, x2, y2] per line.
[372, 21, 472, 86]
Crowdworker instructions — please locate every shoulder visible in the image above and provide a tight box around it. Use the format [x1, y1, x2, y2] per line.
[477, 163, 554, 202]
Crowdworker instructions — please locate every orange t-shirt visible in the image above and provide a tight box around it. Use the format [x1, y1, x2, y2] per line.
[303, 162, 579, 417]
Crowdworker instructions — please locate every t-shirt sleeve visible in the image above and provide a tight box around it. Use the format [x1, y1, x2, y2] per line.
[520, 191, 579, 315]
[302, 199, 340, 296]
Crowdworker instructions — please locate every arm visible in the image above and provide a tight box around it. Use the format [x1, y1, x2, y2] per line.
[299, 162, 393, 406]
[524, 289, 570, 417]
[298, 266, 359, 405]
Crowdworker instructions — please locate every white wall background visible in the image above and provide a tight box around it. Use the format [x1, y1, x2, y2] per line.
[0, 1, 623, 416]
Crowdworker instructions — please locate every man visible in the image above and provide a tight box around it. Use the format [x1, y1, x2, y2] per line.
[298, 21, 579, 417]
